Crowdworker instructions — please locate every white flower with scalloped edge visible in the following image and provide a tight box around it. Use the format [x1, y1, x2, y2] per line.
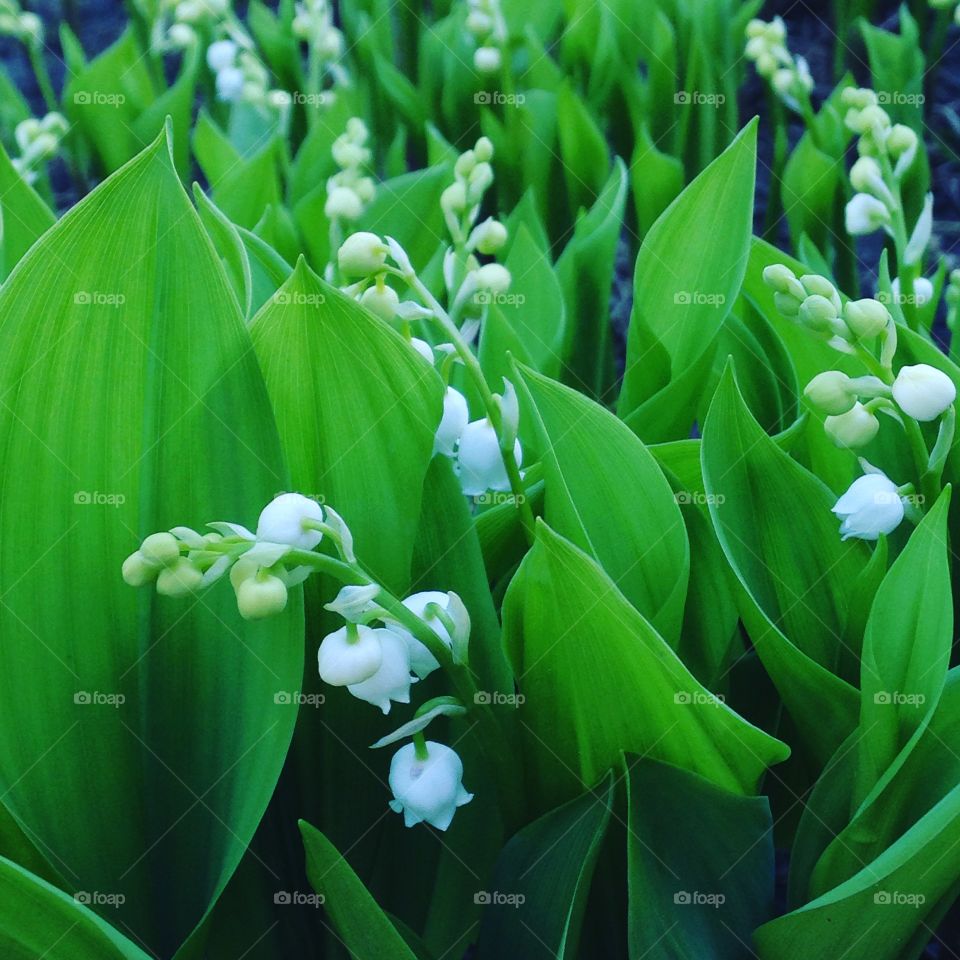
[388, 741, 473, 830]
[832, 473, 905, 541]
[456, 418, 521, 496]
[347, 630, 416, 714]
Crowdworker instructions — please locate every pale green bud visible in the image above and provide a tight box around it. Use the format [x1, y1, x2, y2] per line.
[762, 263, 799, 294]
[473, 136, 494, 162]
[467, 162, 494, 200]
[237, 574, 288, 620]
[773, 292, 801, 318]
[122, 552, 159, 587]
[849, 156, 883, 193]
[799, 275, 841, 312]
[156, 558, 204, 597]
[798, 295, 839, 333]
[473, 263, 511, 293]
[824, 402, 880, 449]
[886, 124, 918, 159]
[338, 232, 389, 276]
[843, 298, 890, 339]
[140, 532, 180, 567]
[359, 282, 400, 321]
[469, 217, 507, 254]
[441, 182, 467, 214]
[804, 371, 855, 415]
[454, 150, 476, 179]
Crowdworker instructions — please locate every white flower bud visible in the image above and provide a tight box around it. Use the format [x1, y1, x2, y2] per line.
[456, 418, 521, 496]
[845, 193, 890, 235]
[469, 218, 507, 254]
[473, 263, 511, 293]
[890, 276, 933, 307]
[887, 124, 918, 159]
[318, 624, 383, 686]
[892, 364, 956, 422]
[466, 10, 492, 34]
[156, 558, 204, 596]
[18, 11, 41, 42]
[215, 66, 246, 102]
[325, 186, 363, 220]
[331, 138, 368, 169]
[441, 182, 468, 215]
[168, 23, 197, 47]
[804, 371, 856, 415]
[122, 552, 159, 587]
[206, 39, 238, 72]
[467, 162, 494, 200]
[849, 156, 883, 193]
[388, 741, 473, 830]
[359, 282, 400, 321]
[323, 583, 381, 621]
[434, 387, 469, 457]
[256, 493, 324, 550]
[798, 294, 839, 333]
[139, 532, 181, 566]
[454, 150, 476, 179]
[843, 298, 890, 339]
[474, 45, 502, 73]
[824, 402, 879, 449]
[410, 337, 435, 364]
[338, 232, 389, 276]
[833, 473, 904, 541]
[347, 630, 414, 713]
[237, 574, 288, 620]
[762, 264, 799, 294]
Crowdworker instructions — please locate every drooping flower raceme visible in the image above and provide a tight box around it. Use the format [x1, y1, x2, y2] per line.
[388, 741, 473, 830]
[833, 473, 906, 541]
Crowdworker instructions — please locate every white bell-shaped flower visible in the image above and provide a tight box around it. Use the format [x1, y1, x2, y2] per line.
[456, 418, 521, 496]
[256, 493, 324, 550]
[392, 591, 456, 678]
[434, 387, 469, 457]
[317, 624, 383, 686]
[890, 276, 934, 307]
[347, 630, 415, 714]
[215, 66, 245, 103]
[845, 193, 890, 235]
[832, 473, 905, 541]
[892, 364, 956, 422]
[388, 741, 473, 830]
[206, 39, 238, 72]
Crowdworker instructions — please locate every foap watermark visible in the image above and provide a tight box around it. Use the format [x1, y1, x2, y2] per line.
[674, 691, 725, 707]
[474, 890, 525, 907]
[674, 890, 726, 908]
[273, 90, 329, 109]
[674, 491, 725, 506]
[876, 91, 924, 106]
[274, 691, 325, 707]
[75, 891, 125, 908]
[473, 491, 526, 506]
[874, 890, 925, 908]
[274, 890, 324, 907]
[74, 490, 126, 508]
[474, 90, 526, 107]
[272, 290, 326, 307]
[74, 290, 126, 307]
[474, 690, 525, 707]
[475, 291, 526, 307]
[674, 91, 726, 107]
[74, 691, 125, 708]
[674, 291, 726, 306]
[874, 691, 926, 707]
[73, 90, 126, 107]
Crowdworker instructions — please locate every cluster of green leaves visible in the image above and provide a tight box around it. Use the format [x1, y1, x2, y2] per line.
[0, 1, 959, 959]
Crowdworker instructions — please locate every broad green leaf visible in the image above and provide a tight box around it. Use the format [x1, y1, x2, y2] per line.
[629, 123, 684, 237]
[503, 522, 789, 809]
[701, 366, 866, 765]
[0, 132, 302, 955]
[299, 821, 418, 960]
[207, 141, 284, 229]
[0, 857, 151, 960]
[475, 775, 614, 960]
[556, 83, 609, 217]
[250, 257, 442, 591]
[0, 142, 54, 281]
[856, 489, 952, 803]
[627, 758, 775, 959]
[516, 363, 690, 643]
[194, 184, 252, 318]
[620, 120, 757, 417]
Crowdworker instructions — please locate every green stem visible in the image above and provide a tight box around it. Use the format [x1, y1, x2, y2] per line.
[402, 269, 537, 544]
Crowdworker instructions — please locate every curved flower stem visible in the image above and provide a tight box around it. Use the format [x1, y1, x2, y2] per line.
[282, 546, 526, 829]
[878, 153, 920, 331]
[398, 268, 536, 544]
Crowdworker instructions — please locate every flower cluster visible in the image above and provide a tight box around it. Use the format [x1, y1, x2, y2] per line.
[123, 492, 474, 831]
[466, 0, 506, 74]
[11, 112, 67, 183]
[292, 0, 344, 76]
[744, 17, 813, 109]
[764, 263, 956, 539]
[324, 118, 375, 223]
[206, 37, 284, 109]
[152, 0, 230, 52]
[0, 0, 41, 46]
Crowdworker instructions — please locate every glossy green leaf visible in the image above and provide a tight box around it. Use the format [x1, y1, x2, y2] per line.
[299, 821, 418, 960]
[0, 132, 302, 955]
[515, 362, 690, 643]
[627, 758, 775, 960]
[620, 120, 757, 418]
[475, 775, 614, 960]
[503, 522, 789, 809]
[0, 142, 54, 280]
[701, 365, 866, 764]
